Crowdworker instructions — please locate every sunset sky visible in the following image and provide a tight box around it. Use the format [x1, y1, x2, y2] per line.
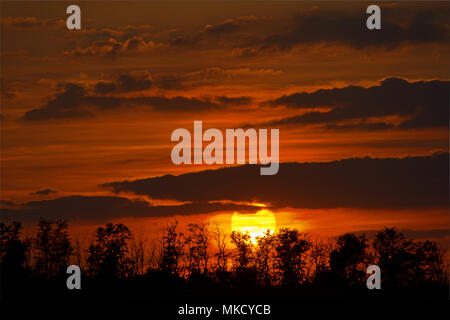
[1, 2, 449, 246]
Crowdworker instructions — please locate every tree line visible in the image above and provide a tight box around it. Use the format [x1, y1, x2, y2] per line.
[0, 219, 448, 298]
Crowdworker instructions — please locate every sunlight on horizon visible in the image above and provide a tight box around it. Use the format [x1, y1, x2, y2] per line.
[231, 209, 277, 244]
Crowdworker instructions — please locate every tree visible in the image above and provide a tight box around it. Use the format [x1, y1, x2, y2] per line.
[0, 222, 29, 293]
[328, 233, 369, 286]
[273, 228, 311, 286]
[373, 227, 415, 287]
[230, 231, 257, 287]
[373, 227, 446, 287]
[34, 219, 73, 277]
[211, 223, 229, 273]
[129, 233, 147, 277]
[159, 221, 184, 275]
[413, 240, 446, 285]
[184, 223, 209, 277]
[87, 223, 133, 278]
[230, 231, 253, 270]
[255, 230, 276, 286]
[306, 238, 334, 284]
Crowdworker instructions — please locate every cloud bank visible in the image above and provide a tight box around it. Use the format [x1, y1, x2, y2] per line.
[104, 153, 449, 209]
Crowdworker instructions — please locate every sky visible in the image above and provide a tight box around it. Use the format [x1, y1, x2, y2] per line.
[1, 1, 449, 245]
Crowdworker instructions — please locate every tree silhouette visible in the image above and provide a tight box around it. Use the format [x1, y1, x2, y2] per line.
[230, 231, 253, 270]
[159, 221, 184, 276]
[308, 239, 333, 283]
[373, 227, 416, 287]
[230, 231, 258, 287]
[0, 222, 29, 296]
[413, 240, 446, 285]
[255, 230, 276, 287]
[129, 233, 147, 276]
[0, 218, 447, 299]
[328, 233, 369, 286]
[87, 223, 133, 279]
[34, 218, 73, 277]
[373, 227, 446, 287]
[210, 223, 231, 286]
[211, 223, 229, 272]
[184, 223, 209, 278]
[273, 228, 311, 287]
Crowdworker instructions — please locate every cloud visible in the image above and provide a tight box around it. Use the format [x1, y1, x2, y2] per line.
[182, 67, 282, 87]
[169, 15, 272, 48]
[64, 36, 164, 58]
[324, 122, 395, 132]
[153, 75, 184, 90]
[258, 78, 449, 130]
[1, 195, 262, 222]
[256, 7, 449, 51]
[203, 19, 240, 35]
[1, 200, 16, 208]
[117, 73, 152, 92]
[71, 25, 154, 42]
[103, 153, 449, 210]
[94, 72, 152, 94]
[215, 96, 252, 105]
[22, 82, 223, 121]
[23, 83, 94, 121]
[1, 17, 65, 28]
[1, 91, 16, 100]
[94, 81, 116, 94]
[30, 189, 57, 196]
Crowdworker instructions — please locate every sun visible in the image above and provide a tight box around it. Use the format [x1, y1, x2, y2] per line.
[231, 209, 277, 243]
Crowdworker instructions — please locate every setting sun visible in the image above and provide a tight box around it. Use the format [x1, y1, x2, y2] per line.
[231, 209, 277, 243]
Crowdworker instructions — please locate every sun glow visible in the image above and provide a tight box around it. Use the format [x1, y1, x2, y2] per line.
[231, 209, 277, 243]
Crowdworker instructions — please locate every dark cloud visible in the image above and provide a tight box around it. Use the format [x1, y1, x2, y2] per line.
[215, 96, 252, 106]
[203, 20, 240, 35]
[324, 122, 395, 132]
[154, 75, 184, 90]
[1, 17, 65, 28]
[73, 25, 153, 43]
[103, 153, 449, 210]
[129, 96, 220, 112]
[1, 195, 262, 223]
[23, 83, 94, 121]
[64, 36, 163, 58]
[117, 73, 152, 92]
[94, 73, 152, 94]
[23, 82, 222, 121]
[257, 7, 449, 51]
[94, 81, 116, 94]
[30, 189, 57, 196]
[170, 15, 270, 48]
[258, 78, 449, 131]
[1, 200, 16, 208]
[1, 91, 16, 100]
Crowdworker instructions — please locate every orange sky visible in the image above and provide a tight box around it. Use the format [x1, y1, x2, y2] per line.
[1, 1, 449, 245]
